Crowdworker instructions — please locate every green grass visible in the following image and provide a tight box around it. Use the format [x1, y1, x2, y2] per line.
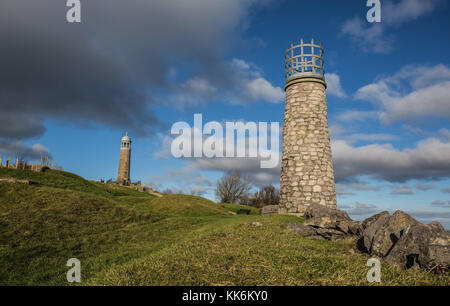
[0, 168, 448, 285]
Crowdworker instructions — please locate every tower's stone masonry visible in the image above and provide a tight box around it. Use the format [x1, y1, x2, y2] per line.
[279, 39, 337, 215]
[117, 133, 131, 185]
[279, 81, 337, 214]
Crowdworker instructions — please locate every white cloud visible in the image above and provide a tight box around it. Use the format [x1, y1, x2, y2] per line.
[31, 144, 50, 155]
[329, 124, 348, 138]
[402, 124, 427, 137]
[231, 58, 251, 70]
[185, 78, 217, 95]
[325, 73, 347, 98]
[342, 202, 381, 216]
[406, 64, 450, 88]
[246, 78, 284, 103]
[440, 128, 450, 141]
[332, 135, 450, 182]
[380, 81, 450, 123]
[382, 0, 445, 25]
[153, 134, 174, 159]
[167, 58, 284, 107]
[354, 64, 450, 123]
[340, 17, 392, 53]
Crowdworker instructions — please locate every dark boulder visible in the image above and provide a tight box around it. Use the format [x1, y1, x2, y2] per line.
[358, 210, 449, 271]
[358, 211, 390, 253]
[361, 211, 390, 230]
[287, 223, 320, 237]
[370, 211, 420, 257]
[287, 204, 450, 272]
[304, 203, 362, 236]
[384, 222, 450, 269]
[315, 228, 347, 241]
[287, 204, 362, 240]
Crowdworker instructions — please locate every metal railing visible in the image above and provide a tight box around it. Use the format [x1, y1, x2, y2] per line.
[285, 39, 324, 82]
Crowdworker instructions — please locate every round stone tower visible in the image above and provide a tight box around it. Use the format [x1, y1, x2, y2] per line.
[117, 132, 131, 185]
[279, 39, 337, 215]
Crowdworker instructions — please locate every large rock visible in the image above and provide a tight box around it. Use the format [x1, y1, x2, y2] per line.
[358, 210, 450, 271]
[304, 203, 362, 236]
[315, 228, 347, 241]
[287, 223, 320, 238]
[304, 203, 350, 220]
[370, 211, 420, 257]
[361, 211, 390, 230]
[287, 204, 362, 240]
[385, 222, 450, 269]
[289, 205, 450, 272]
[358, 211, 390, 253]
[358, 210, 420, 257]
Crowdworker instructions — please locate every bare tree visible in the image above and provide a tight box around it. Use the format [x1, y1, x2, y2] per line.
[253, 185, 280, 207]
[215, 170, 253, 204]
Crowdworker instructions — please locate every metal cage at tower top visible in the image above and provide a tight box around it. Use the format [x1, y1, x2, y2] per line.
[285, 39, 324, 83]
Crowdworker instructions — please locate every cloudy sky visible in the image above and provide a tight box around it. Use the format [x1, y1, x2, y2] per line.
[1, 0, 450, 227]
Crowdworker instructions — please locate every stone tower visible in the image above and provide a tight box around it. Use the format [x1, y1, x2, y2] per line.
[117, 132, 131, 185]
[279, 39, 337, 215]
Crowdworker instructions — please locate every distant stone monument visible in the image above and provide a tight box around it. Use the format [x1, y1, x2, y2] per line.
[117, 132, 131, 185]
[279, 39, 337, 215]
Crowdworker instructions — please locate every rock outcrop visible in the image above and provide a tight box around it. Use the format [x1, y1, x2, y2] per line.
[359, 213, 450, 271]
[287, 204, 450, 272]
[359, 210, 419, 257]
[287, 203, 361, 240]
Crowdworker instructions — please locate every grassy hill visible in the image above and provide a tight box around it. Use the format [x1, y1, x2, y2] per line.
[0, 168, 448, 285]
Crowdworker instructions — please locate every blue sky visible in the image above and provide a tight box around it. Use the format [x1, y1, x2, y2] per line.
[1, 0, 450, 227]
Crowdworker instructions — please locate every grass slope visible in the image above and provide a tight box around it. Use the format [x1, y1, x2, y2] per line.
[0, 168, 448, 285]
